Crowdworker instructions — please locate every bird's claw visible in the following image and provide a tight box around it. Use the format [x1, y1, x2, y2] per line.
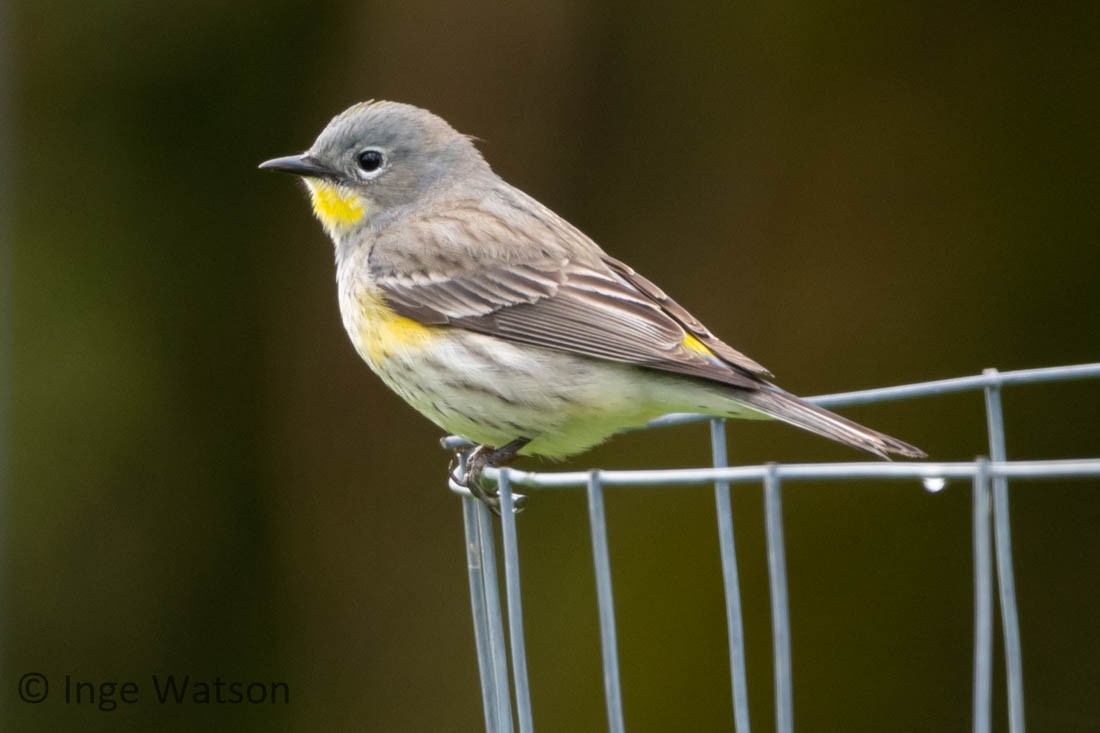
[449, 444, 527, 516]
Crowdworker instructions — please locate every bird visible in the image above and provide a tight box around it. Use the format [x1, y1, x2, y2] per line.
[260, 100, 924, 507]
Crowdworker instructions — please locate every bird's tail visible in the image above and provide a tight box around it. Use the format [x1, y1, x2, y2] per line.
[728, 387, 926, 459]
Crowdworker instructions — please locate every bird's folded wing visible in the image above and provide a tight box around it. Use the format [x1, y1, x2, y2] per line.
[599, 255, 772, 378]
[373, 244, 771, 390]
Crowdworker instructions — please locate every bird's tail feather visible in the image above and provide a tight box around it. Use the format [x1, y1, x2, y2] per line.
[729, 387, 926, 459]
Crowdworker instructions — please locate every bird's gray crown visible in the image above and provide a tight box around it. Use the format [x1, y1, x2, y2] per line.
[308, 100, 490, 210]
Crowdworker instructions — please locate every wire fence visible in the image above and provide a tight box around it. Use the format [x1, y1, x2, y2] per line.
[446, 363, 1100, 733]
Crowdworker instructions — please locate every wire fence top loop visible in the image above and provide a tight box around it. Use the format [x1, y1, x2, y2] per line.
[445, 362, 1100, 493]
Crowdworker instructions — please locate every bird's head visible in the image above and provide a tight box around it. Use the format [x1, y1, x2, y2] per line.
[260, 100, 487, 240]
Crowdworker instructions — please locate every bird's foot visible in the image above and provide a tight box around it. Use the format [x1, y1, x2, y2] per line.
[451, 438, 530, 515]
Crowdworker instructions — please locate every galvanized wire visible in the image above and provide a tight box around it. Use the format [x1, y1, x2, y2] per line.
[984, 373, 1025, 733]
[498, 473, 534, 733]
[972, 459, 994, 733]
[448, 362, 1100, 733]
[763, 465, 793, 733]
[461, 496, 506, 732]
[586, 472, 626, 733]
[710, 419, 751, 733]
[458, 447, 514, 733]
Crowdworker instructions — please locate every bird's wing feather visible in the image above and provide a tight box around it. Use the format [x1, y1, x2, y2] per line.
[599, 255, 772, 377]
[378, 259, 567, 320]
[369, 195, 772, 388]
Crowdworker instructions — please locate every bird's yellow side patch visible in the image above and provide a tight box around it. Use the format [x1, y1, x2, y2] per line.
[369, 313, 435, 363]
[353, 290, 436, 364]
[681, 333, 715, 357]
[306, 180, 367, 231]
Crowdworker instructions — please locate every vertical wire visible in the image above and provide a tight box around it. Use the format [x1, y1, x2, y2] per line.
[983, 370, 1026, 733]
[587, 471, 625, 733]
[972, 459, 994, 733]
[764, 465, 793, 733]
[475, 498, 516, 733]
[498, 471, 534, 733]
[463, 495, 502, 733]
[710, 420, 751, 732]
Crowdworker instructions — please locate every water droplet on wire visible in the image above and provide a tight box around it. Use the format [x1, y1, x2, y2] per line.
[922, 477, 947, 493]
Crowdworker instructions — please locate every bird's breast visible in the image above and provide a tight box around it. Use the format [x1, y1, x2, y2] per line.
[337, 278, 436, 368]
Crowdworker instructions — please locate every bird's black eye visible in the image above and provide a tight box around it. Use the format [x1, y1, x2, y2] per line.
[356, 149, 385, 173]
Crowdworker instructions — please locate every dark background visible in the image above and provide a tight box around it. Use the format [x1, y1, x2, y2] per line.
[4, 2, 1099, 731]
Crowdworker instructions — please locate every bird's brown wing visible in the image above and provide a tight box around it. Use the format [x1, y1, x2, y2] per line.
[369, 200, 772, 389]
[598, 255, 773, 378]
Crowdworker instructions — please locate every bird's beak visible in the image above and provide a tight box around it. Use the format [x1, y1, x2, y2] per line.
[258, 153, 336, 179]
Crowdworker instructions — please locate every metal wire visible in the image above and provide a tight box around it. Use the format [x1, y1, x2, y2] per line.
[447, 362, 1100, 733]
[711, 419, 751, 733]
[587, 471, 626, 733]
[498, 472, 534, 733]
[462, 495, 505, 732]
[972, 459, 993, 733]
[460, 481, 514, 733]
[460, 458, 1100, 490]
[764, 464, 793, 733]
[984, 372, 1025, 733]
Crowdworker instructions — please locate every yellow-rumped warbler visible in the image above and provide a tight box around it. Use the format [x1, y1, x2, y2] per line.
[261, 101, 924, 502]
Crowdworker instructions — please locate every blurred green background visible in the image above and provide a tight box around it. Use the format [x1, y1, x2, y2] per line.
[3, 1, 1099, 731]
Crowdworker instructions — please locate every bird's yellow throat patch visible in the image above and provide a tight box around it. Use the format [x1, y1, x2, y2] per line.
[306, 180, 367, 231]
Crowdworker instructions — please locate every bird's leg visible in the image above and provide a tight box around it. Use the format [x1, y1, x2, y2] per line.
[459, 438, 531, 514]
